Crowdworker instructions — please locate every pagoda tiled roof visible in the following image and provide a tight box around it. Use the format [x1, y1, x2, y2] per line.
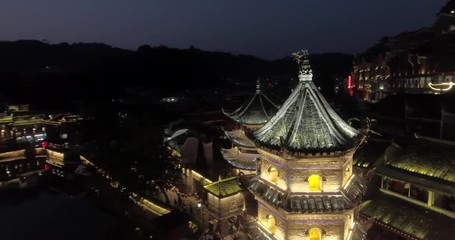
[223, 128, 256, 148]
[223, 81, 279, 126]
[247, 174, 367, 214]
[252, 52, 359, 154]
[220, 146, 258, 170]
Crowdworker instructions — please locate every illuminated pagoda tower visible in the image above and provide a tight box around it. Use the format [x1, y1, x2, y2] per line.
[221, 80, 279, 171]
[247, 50, 368, 240]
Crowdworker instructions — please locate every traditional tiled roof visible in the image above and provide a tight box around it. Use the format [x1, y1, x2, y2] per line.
[376, 166, 455, 196]
[384, 136, 455, 184]
[223, 128, 256, 148]
[247, 175, 367, 213]
[353, 137, 391, 168]
[360, 193, 455, 240]
[203, 176, 242, 198]
[220, 147, 258, 170]
[223, 80, 279, 126]
[252, 51, 359, 154]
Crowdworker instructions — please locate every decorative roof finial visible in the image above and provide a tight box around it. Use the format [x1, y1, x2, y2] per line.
[256, 78, 261, 93]
[292, 50, 313, 82]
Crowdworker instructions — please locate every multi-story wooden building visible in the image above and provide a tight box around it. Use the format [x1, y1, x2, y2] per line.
[352, 1, 455, 103]
[247, 51, 368, 240]
[221, 80, 279, 172]
[360, 135, 455, 239]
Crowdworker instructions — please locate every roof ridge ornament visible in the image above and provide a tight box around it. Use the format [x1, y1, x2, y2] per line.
[292, 50, 313, 82]
[252, 51, 359, 153]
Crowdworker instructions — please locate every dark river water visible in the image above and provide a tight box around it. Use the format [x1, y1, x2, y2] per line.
[0, 184, 137, 240]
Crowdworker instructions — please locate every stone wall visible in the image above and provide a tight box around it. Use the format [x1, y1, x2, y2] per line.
[260, 159, 288, 191]
[257, 202, 286, 240]
[286, 167, 342, 192]
[258, 149, 355, 192]
[207, 193, 244, 219]
[258, 200, 353, 240]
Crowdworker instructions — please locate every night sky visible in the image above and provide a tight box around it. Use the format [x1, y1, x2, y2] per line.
[0, 0, 448, 59]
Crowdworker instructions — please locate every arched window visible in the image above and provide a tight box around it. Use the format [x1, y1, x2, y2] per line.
[309, 228, 321, 240]
[268, 166, 278, 184]
[308, 175, 321, 191]
[266, 214, 276, 234]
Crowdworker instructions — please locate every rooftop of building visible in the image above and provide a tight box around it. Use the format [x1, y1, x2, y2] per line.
[353, 137, 392, 169]
[222, 79, 279, 126]
[361, 193, 455, 240]
[387, 136, 455, 182]
[375, 135, 455, 195]
[252, 51, 360, 155]
[203, 176, 243, 198]
[219, 146, 258, 171]
[247, 174, 367, 213]
[222, 128, 255, 148]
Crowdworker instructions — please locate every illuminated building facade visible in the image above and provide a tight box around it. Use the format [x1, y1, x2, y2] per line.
[352, 53, 390, 102]
[0, 108, 84, 181]
[203, 176, 245, 236]
[248, 51, 367, 240]
[0, 148, 47, 182]
[352, 1, 455, 102]
[221, 80, 279, 171]
[0, 109, 47, 145]
[44, 114, 84, 149]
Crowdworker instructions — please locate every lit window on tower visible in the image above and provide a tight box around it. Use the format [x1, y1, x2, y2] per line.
[309, 228, 321, 240]
[266, 214, 276, 234]
[268, 166, 278, 184]
[309, 175, 321, 191]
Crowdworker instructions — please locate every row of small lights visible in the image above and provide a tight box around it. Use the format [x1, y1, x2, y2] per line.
[375, 220, 418, 240]
[81, 156, 172, 216]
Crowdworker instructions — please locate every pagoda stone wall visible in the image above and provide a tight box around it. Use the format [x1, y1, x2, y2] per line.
[259, 151, 355, 192]
[341, 158, 353, 187]
[286, 218, 346, 240]
[257, 202, 287, 240]
[286, 167, 343, 192]
[258, 199, 355, 240]
[206, 192, 244, 220]
[260, 159, 288, 190]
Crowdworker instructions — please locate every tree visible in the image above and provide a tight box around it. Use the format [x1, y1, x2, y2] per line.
[134, 144, 181, 203]
[112, 115, 182, 203]
[137, 44, 152, 52]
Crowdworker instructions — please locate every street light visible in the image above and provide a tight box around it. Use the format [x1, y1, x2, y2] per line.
[197, 202, 204, 224]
